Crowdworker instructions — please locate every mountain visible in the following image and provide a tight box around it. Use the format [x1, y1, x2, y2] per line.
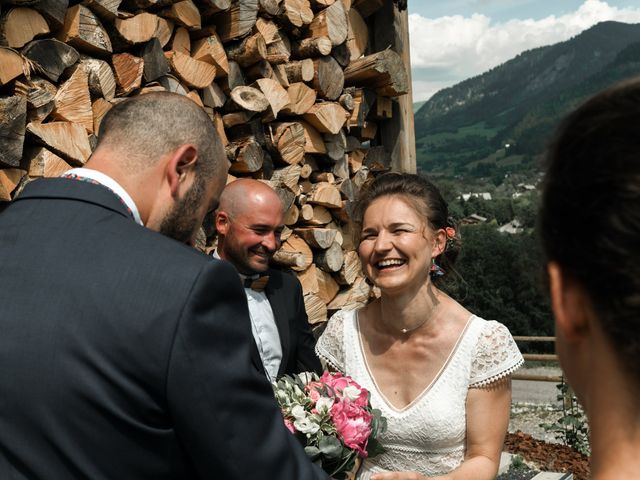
[414, 21, 640, 178]
[412, 101, 426, 112]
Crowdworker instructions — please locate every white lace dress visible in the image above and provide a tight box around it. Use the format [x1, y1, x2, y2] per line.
[316, 309, 524, 479]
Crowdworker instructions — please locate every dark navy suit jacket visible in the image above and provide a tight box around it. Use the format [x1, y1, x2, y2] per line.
[0, 178, 327, 480]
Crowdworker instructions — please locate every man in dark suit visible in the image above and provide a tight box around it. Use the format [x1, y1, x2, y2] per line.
[0, 93, 326, 480]
[214, 179, 322, 381]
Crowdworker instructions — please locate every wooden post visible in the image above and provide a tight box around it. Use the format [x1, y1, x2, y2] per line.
[370, 0, 415, 173]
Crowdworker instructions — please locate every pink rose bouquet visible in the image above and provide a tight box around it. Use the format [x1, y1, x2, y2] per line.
[273, 371, 386, 479]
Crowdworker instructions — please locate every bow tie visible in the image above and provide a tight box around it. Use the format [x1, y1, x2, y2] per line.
[244, 275, 269, 292]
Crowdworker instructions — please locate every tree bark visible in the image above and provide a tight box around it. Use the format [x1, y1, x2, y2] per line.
[0, 95, 27, 168]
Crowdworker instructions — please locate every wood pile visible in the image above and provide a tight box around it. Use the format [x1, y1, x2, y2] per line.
[0, 0, 409, 323]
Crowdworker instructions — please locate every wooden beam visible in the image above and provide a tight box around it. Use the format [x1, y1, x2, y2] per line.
[370, 0, 415, 173]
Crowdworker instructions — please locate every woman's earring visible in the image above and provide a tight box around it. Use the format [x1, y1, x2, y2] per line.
[430, 258, 445, 278]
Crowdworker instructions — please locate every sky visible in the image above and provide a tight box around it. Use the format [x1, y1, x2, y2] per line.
[408, 0, 640, 102]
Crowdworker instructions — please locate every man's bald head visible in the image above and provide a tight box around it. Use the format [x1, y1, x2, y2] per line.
[218, 179, 284, 218]
[216, 179, 285, 275]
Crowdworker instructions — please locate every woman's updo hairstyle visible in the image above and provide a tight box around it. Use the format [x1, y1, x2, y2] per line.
[541, 79, 640, 380]
[352, 172, 460, 281]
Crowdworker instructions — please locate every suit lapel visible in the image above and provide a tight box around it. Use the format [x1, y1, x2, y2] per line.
[249, 336, 266, 376]
[264, 271, 290, 377]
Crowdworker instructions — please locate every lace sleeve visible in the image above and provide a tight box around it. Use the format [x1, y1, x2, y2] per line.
[469, 320, 524, 388]
[315, 310, 347, 372]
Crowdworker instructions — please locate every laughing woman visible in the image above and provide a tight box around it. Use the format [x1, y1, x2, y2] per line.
[317, 173, 524, 480]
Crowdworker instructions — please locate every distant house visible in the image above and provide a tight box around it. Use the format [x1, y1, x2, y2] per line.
[460, 213, 488, 225]
[459, 192, 492, 201]
[512, 183, 538, 198]
[498, 219, 524, 234]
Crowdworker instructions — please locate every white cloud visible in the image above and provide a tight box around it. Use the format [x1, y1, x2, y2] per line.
[409, 0, 640, 101]
[412, 79, 457, 103]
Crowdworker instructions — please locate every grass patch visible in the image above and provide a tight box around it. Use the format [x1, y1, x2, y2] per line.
[418, 121, 501, 146]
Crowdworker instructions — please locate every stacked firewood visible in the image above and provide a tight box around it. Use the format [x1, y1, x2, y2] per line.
[0, 0, 408, 323]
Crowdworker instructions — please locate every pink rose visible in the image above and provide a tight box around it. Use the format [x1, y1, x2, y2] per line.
[320, 372, 369, 407]
[283, 416, 296, 433]
[305, 381, 325, 403]
[320, 371, 348, 389]
[330, 399, 373, 457]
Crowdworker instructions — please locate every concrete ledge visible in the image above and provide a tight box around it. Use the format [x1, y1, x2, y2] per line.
[531, 473, 573, 480]
[498, 452, 513, 475]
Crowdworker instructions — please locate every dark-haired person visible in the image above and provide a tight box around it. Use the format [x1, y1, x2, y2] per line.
[317, 173, 523, 480]
[0, 92, 327, 480]
[541, 79, 640, 480]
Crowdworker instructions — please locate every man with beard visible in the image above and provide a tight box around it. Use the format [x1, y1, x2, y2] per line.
[214, 179, 322, 381]
[0, 93, 327, 480]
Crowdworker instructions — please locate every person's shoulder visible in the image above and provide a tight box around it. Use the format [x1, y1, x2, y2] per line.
[469, 316, 524, 387]
[267, 267, 295, 280]
[267, 267, 302, 289]
[120, 228, 236, 282]
[469, 316, 522, 364]
[471, 316, 513, 337]
[131, 227, 208, 264]
[328, 308, 358, 326]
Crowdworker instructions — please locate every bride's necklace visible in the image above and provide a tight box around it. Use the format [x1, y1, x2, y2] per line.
[382, 300, 440, 334]
[399, 317, 429, 334]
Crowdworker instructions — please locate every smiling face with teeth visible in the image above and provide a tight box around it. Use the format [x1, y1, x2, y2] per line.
[216, 180, 285, 275]
[358, 195, 446, 294]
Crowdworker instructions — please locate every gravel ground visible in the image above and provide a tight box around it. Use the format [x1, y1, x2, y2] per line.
[509, 403, 563, 443]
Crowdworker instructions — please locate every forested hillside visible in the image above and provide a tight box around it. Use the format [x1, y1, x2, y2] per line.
[414, 21, 640, 179]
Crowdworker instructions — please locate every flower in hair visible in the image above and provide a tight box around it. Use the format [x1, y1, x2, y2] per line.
[445, 227, 456, 239]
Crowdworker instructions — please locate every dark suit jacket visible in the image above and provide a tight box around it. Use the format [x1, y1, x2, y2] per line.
[0, 178, 327, 480]
[261, 269, 322, 378]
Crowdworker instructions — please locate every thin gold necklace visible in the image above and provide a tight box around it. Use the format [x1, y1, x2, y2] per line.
[399, 317, 429, 334]
[382, 300, 440, 334]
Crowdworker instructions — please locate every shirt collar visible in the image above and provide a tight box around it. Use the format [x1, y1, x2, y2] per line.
[63, 168, 143, 226]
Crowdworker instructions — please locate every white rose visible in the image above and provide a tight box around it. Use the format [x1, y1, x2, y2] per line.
[294, 417, 320, 435]
[291, 404, 307, 420]
[342, 385, 362, 401]
[315, 396, 334, 414]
